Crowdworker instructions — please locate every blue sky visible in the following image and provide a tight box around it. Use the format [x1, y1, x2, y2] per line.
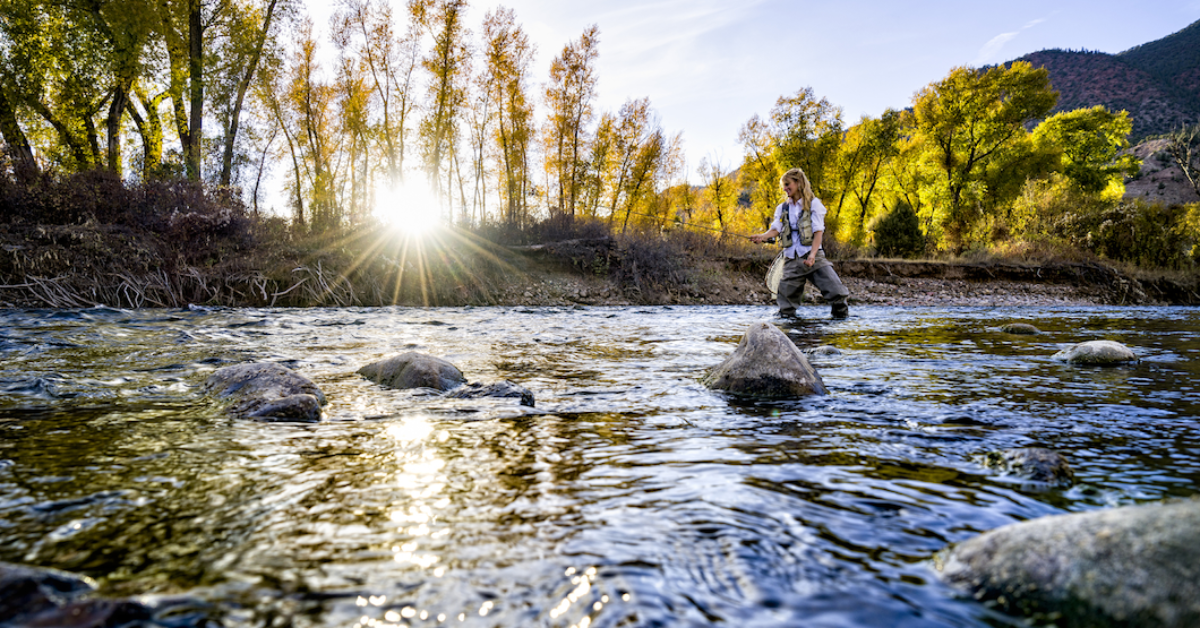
[309, 0, 1200, 181]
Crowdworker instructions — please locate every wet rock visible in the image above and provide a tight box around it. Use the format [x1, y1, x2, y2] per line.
[939, 498, 1200, 628]
[983, 448, 1074, 486]
[804, 345, 842, 357]
[0, 561, 96, 619]
[1052, 340, 1136, 365]
[1001, 323, 1041, 334]
[358, 351, 466, 391]
[444, 380, 535, 407]
[703, 322, 826, 398]
[0, 561, 204, 627]
[205, 362, 326, 422]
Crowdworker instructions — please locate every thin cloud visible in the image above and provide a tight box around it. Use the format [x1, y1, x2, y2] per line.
[974, 32, 1019, 65]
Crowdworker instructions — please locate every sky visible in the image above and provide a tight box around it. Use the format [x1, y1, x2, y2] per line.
[306, 0, 1200, 180]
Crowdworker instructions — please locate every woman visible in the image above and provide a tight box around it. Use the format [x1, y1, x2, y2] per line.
[750, 167, 850, 319]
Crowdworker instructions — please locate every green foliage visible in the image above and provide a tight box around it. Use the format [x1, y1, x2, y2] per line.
[1032, 106, 1138, 193]
[872, 201, 924, 259]
[1055, 199, 1196, 270]
[912, 62, 1058, 250]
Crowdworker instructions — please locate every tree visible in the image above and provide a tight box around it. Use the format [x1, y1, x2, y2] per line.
[1032, 106, 1138, 194]
[0, 0, 152, 174]
[218, 0, 285, 187]
[481, 7, 535, 226]
[544, 24, 599, 218]
[1165, 122, 1200, 199]
[769, 87, 843, 198]
[913, 62, 1057, 249]
[737, 114, 781, 230]
[698, 156, 734, 233]
[412, 0, 470, 212]
[333, 0, 421, 187]
[873, 201, 924, 258]
[830, 110, 901, 244]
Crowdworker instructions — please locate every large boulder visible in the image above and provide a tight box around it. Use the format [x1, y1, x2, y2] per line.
[982, 448, 1075, 486]
[703, 322, 826, 397]
[358, 351, 466, 391]
[204, 362, 326, 422]
[1052, 340, 1136, 365]
[940, 499, 1200, 628]
[444, 380, 535, 407]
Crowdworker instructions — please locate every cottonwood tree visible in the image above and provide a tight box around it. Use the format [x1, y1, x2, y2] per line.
[698, 155, 735, 233]
[0, 0, 152, 173]
[769, 87, 844, 199]
[217, 0, 287, 187]
[332, 0, 421, 188]
[544, 24, 600, 218]
[912, 62, 1056, 250]
[481, 7, 535, 226]
[831, 110, 901, 244]
[1031, 106, 1137, 195]
[737, 114, 782, 229]
[412, 0, 470, 212]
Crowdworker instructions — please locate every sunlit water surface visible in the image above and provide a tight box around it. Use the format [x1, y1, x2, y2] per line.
[1, 305, 1198, 627]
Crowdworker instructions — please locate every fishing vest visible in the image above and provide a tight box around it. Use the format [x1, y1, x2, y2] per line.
[778, 201, 814, 249]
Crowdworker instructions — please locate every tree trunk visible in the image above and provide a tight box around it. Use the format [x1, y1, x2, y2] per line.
[187, 0, 204, 182]
[220, 0, 278, 187]
[0, 90, 39, 179]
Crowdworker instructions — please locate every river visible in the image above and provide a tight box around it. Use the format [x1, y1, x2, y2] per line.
[1, 304, 1198, 627]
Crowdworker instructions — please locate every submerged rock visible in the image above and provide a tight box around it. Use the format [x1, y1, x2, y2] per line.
[444, 380, 535, 407]
[703, 322, 826, 398]
[804, 345, 843, 357]
[358, 352, 466, 391]
[940, 499, 1200, 628]
[205, 362, 326, 422]
[982, 448, 1074, 486]
[1052, 340, 1136, 365]
[1001, 323, 1041, 335]
[0, 561, 210, 627]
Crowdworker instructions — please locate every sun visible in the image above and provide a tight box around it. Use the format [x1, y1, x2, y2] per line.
[374, 181, 443, 235]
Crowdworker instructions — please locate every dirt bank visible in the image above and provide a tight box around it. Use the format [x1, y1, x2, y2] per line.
[478, 254, 1197, 309]
[1, 224, 1195, 308]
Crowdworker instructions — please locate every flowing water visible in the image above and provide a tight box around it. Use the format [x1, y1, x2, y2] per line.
[1, 304, 1198, 627]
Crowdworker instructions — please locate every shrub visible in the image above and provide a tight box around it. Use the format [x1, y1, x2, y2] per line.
[1061, 199, 1196, 270]
[872, 201, 925, 258]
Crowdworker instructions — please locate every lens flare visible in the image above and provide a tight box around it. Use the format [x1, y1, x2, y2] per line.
[374, 181, 442, 235]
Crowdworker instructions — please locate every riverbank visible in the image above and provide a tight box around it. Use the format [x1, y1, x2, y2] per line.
[1, 221, 1196, 309]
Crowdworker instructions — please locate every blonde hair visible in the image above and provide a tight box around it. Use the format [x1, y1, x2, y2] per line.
[780, 168, 814, 211]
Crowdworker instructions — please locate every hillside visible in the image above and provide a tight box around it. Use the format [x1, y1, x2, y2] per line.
[1012, 19, 1200, 139]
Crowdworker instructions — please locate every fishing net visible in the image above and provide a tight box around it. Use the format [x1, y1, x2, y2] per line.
[765, 251, 784, 296]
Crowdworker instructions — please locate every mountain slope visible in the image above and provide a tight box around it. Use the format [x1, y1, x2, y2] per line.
[1011, 19, 1200, 139]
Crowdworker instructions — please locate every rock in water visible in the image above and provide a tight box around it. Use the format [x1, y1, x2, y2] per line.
[444, 380, 535, 407]
[940, 499, 1200, 628]
[205, 362, 326, 422]
[358, 351, 466, 391]
[1052, 340, 1136, 365]
[983, 448, 1075, 486]
[0, 561, 207, 626]
[804, 345, 843, 357]
[1001, 323, 1041, 334]
[703, 322, 826, 398]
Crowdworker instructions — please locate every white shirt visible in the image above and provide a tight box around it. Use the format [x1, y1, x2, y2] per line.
[770, 197, 827, 260]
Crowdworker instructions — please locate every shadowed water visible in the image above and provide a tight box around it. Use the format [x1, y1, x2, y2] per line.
[0, 305, 1197, 627]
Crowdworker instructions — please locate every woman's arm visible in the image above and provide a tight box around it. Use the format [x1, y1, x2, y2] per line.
[750, 228, 779, 243]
